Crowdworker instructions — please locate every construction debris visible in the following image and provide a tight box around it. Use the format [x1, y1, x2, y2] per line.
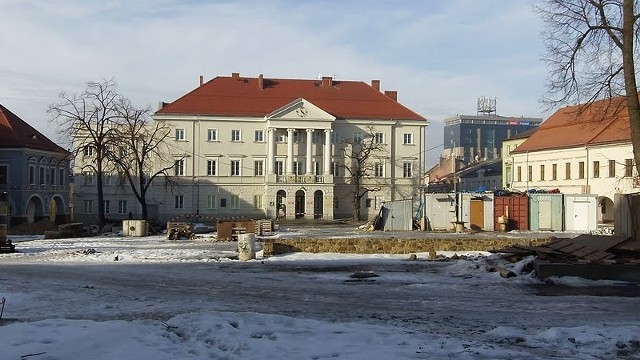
[492, 234, 640, 282]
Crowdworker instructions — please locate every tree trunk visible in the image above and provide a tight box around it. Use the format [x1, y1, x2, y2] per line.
[623, 0, 640, 176]
[95, 156, 106, 228]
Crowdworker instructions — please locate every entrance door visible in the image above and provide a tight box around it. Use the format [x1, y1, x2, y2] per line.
[276, 190, 286, 219]
[539, 200, 552, 230]
[313, 190, 323, 219]
[470, 199, 484, 230]
[295, 190, 305, 219]
[573, 201, 590, 231]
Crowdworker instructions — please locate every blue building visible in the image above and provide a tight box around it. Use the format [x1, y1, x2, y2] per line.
[443, 114, 542, 164]
[0, 103, 70, 226]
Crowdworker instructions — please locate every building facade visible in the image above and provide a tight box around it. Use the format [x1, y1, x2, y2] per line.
[509, 96, 638, 224]
[0, 104, 70, 226]
[74, 74, 428, 223]
[444, 115, 542, 164]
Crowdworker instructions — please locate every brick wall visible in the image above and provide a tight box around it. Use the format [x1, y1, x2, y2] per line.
[262, 237, 552, 257]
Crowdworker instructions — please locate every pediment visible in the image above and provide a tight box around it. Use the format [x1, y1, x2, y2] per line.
[266, 98, 335, 122]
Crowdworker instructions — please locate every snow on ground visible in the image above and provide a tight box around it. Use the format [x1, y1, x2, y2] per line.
[1, 231, 640, 359]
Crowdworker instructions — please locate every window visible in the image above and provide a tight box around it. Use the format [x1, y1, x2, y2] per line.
[552, 164, 557, 181]
[231, 130, 241, 142]
[175, 195, 184, 209]
[517, 166, 522, 182]
[403, 133, 414, 145]
[609, 160, 616, 177]
[255, 130, 264, 142]
[374, 132, 384, 144]
[312, 132, 321, 144]
[59, 168, 66, 185]
[527, 166, 532, 182]
[206, 160, 217, 176]
[207, 129, 218, 141]
[83, 200, 93, 214]
[102, 173, 112, 186]
[276, 131, 286, 142]
[293, 161, 303, 175]
[174, 159, 185, 176]
[578, 161, 585, 179]
[0, 165, 7, 184]
[83, 171, 94, 185]
[175, 128, 185, 141]
[117, 172, 126, 186]
[118, 200, 127, 214]
[275, 161, 284, 176]
[231, 195, 240, 209]
[231, 160, 241, 176]
[103, 200, 110, 214]
[220, 198, 227, 207]
[293, 131, 302, 143]
[39, 166, 45, 185]
[207, 195, 218, 209]
[403, 162, 412, 178]
[254, 195, 264, 209]
[254, 160, 264, 176]
[331, 132, 340, 144]
[332, 162, 341, 177]
[540, 165, 545, 181]
[365, 199, 372, 208]
[29, 165, 36, 185]
[83, 147, 93, 157]
[314, 161, 320, 175]
[375, 163, 384, 178]
[593, 161, 600, 178]
[565, 162, 571, 179]
[625, 159, 634, 177]
[353, 132, 363, 143]
[50, 168, 56, 185]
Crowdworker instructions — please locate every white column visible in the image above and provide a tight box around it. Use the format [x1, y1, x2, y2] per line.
[287, 128, 294, 175]
[306, 129, 313, 175]
[267, 128, 275, 174]
[324, 129, 332, 175]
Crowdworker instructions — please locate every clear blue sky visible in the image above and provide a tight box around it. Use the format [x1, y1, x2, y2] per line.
[0, 0, 548, 167]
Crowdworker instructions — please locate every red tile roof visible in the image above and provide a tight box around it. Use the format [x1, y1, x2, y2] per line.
[0, 103, 67, 154]
[156, 74, 426, 121]
[512, 96, 631, 154]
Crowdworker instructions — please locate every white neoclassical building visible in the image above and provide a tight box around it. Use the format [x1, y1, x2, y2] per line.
[509, 96, 639, 223]
[73, 73, 428, 223]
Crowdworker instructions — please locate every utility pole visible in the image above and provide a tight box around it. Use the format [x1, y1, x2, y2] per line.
[452, 141, 459, 224]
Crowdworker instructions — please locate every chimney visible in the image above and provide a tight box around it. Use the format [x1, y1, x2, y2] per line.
[158, 101, 167, 110]
[199, 75, 204, 86]
[321, 76, 333, 88]
[384, 90, 397, 101]
[258, 74, 264, 90]
[371, 79, 380, 91]
[232, 72, 240, 78]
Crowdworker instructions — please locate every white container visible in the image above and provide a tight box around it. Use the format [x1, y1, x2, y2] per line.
[122, 220, 149, 237]
[237, 233, 256, 261]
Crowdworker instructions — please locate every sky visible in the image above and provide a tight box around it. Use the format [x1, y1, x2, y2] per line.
[0, 0, 549, 167]
[2, 231, 639, 359]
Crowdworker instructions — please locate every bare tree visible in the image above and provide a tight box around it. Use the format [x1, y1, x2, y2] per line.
[48, 79, 122, 228]
[106, 99, 176, 220]
[340, 126, 388, 221]
[536, 0, 640, 174]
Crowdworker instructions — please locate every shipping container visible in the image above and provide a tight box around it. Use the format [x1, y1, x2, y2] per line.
[459, 193, 494, 231]
[494, 195, 529, 231]
[529, 193, 564, 231]
[423, 193, 456, 230]
[564, 194, 598, 232]
[381, 199, 414, 231]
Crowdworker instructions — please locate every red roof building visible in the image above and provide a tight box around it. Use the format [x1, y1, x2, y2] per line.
[157, 73, 425, 121]
[0, 104, 66, 153]
[0, 103, 70, 227]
